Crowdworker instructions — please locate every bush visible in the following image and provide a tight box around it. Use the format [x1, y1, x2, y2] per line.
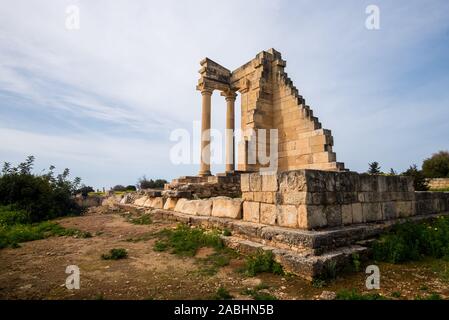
[101, 248, 128, 260]
[242, 250, 284, 276]
[372, 216, 449, 263]
[112, 185, 127, 192]
[76, 185, 94, 197]
[138, 176, 168, 189]
[422, 151, 449, 178]
[402, 164, 429, 191]
[0, 156, 83, 222]
[125, 185, 137, 191]
[213, 286, 233, 300]
[367, 161, 382, 175]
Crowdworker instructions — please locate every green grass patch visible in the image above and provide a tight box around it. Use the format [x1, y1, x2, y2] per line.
[212, 286, 233, 300]
[414, 293, 443, 300]
[153, 224, 223, 256]
[101, 248, 128, 260]
[0, 219, 91, 249]
[336, 289, 389, 300]
[128, 215, 152, 225]
[240, 249, 284, 276]
[372, 216, 449, 263]
[196, 248, 238, 276]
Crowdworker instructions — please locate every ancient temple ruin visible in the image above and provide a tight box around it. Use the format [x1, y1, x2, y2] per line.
[111, 49, 449, 280]
[196, 48, 345, 176]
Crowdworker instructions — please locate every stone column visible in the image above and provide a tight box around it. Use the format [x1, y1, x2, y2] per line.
[199, 89, 213, 176]
[222, 91, 237, 173]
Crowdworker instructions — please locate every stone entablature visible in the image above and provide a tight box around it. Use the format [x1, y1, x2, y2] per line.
[241, 170, 449, 230]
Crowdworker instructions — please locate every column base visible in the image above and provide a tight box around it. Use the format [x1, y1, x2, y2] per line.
[198, 170, 212, 177]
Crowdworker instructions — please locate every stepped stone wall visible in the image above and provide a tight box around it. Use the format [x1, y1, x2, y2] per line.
[241, 170, 449, 230]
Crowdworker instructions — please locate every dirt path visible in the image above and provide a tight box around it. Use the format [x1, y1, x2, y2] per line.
[0, 208, 448, 300]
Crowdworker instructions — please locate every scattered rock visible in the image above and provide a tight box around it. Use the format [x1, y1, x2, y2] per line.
[319, 290, 336, 300]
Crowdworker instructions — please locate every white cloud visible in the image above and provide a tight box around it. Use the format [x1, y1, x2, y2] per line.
[0, 0, 448, 186]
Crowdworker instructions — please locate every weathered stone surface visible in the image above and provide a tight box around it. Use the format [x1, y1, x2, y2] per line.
[324, 205, 342, 227]
[150, 197, 164, 209]
[134, 196, 148, 207]
[260, 203, 277, 225]
[211, 197, 242, 219]
[351, 203, 363, 224]
[279, 171, 307, 193]
[249, 173, 262, 192]
[277, 205, 298, 228]
[362, 203, 382, 222]
[243, 201, 260, 223]
[382, 202, 397, 220]
[262, 174, 278, 192]
[143, 197, 154, 208]
[163, 197, 178, 210]
[241, 174, 250, 192]
[306, 205, 327, 229]
[341, 204, 352, 225]
[396, 201, 413, 218]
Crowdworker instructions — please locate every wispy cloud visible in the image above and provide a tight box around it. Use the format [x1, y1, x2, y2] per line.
[0, 0, 448, 187]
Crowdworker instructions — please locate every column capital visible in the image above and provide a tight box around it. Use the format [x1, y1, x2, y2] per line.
[196, 83, 214, 95]
[221, 90, 237, 101]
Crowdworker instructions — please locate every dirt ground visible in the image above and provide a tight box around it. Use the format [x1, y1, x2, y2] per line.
[0, 207, 448, 300]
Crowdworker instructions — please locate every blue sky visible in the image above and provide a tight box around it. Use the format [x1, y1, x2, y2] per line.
[0, 0, 448, 189]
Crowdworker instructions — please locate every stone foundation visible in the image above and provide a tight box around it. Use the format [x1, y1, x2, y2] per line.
[241, 170, 449, 230]
[107, 169, 449, 281]
[164, 173, 241, 199]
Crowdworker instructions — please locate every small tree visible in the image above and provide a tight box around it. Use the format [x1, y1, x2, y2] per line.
[112, 185, 127, 192]
[422, 151, 449, 178]
[402, 164, 428, 191]
[125, 185, 137, 191]
[389, 168, 397, 176]
[368, 162, 382, 175]
[76, 185, 95, 197]
[138, 176, 168, 189]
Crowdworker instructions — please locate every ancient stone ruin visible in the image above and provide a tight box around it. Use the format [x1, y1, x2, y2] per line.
[110, 49, 449, 280]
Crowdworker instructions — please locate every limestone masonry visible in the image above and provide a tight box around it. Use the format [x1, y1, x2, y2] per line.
[196, 48, 344, 176]
[102, 49, 449, 280]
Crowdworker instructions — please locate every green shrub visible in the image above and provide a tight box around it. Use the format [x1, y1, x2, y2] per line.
[153, 224, 223, 256]
[242, 250, 284, 276]
[213, 286, 233, 300]
[101, 248, 128, 260]
[0, 156, 84, 222]
[336, 289, 388, 300]
[402, 164, 429, 191]
[138, 176, 168, 190]
[372, 216, 449, 263]
[422, 151, 449, 178]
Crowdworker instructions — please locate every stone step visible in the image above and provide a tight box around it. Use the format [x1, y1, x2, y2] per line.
[222, 235, 368, 280]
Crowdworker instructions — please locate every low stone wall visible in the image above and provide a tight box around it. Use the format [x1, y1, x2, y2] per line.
[164, 174, 241, 198]
[427, 178, 449, 190]
[126, 194, 243, 219]
[241, 170, 449, 230]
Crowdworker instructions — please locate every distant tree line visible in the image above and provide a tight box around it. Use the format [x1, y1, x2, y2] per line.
[367, 150, 449, 191]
